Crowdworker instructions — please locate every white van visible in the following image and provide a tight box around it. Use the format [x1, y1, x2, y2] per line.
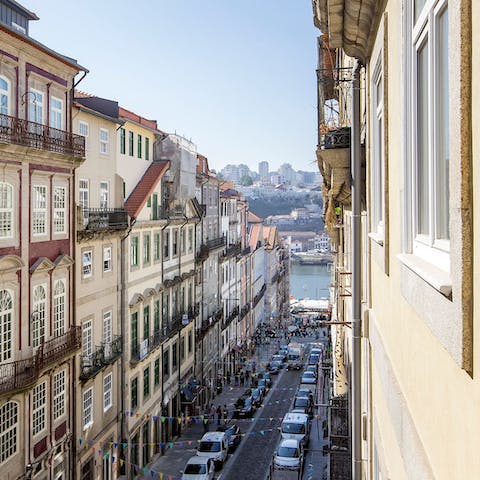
[196, 431, 229, 469]
[281, 412, 310, 446]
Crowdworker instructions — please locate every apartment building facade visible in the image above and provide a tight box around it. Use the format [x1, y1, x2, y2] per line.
[0, 2, 86, 479]
[314, 0, 477, 479]
[73, 97, 127, 480]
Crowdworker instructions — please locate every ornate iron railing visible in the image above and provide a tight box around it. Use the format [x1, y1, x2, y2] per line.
[0, 113, 85, 157]
[80, 335, 122, 380]
[0, 326, 81, 394]
[83, 208, 128, 231]
[205, 236, 226, 251]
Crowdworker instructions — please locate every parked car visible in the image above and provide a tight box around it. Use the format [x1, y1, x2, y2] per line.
[274, 438, 304, 470]
[233, 395, 255, 418]
[182, 456, 215, 480]
[308, 354, 320, 365]
[297, 387, 314, 402]
[272, 354, 287, 364]
[310, 346, 323, 356]
[216, 423, 242, 453]
[301, 371, 317, 384]
[292, 396, 313, 417]
[305, 365, 317, 376]
[258, 371, 272, 387]
[281, 412, 310, 446]
[245, 387, 263, 406]
[196, 432, 229, 470]
[268, 361, 282, 374]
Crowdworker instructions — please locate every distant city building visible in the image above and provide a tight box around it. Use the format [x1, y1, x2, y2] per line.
[259, 161, 269, 179]
[279, 163, 295, 184]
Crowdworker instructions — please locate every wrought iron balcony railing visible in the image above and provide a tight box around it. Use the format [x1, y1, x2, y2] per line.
[0, 113, 85, 157]
[83, 208, 129, 231]
[222, 242, 241, 260]
[0, 326, 81, 395]
[80, 335, 122, 380]
[205, 236, 226, 251]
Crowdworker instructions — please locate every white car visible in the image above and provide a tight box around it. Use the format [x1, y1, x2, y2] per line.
[196, 431, 229, 469]
[182, 456, 215, 480]
[274, 438, 304, 470]
[301, 371, 317, 384]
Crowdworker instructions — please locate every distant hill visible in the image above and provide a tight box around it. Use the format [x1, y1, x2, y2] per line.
[247, 193, 323, 218]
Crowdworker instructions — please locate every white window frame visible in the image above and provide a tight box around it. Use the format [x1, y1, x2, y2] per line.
[409, 0, 450, 271]
[53, 186, 67, 234]
[82, 250, 93, 278]
[82, 387, 93, 430]
[79, 179, 89, 210]
[32, 185, 47, 236]
[53, 280, 66, 337]
[0, 401, 18, 463]
[32, 382, 46, 436]
[79, 121, 89, 137]
[99, 128, 109, 154]
[0, 290, 13, 362]
[100, 181, 109, 210]
[32, 285, 46, 349]
[103, 246, 112, 273]
[0, 76, 10, 116]
[370, 55, 384, 239]
[28, 89, 44, 124]
[103, 311, 112, 357]
[53, 370, 66, 420]
[103, 373, 113, 412]
[0, 182, 13, 239]
[49, 96, 63, 130]
[82, 320, 93, 359]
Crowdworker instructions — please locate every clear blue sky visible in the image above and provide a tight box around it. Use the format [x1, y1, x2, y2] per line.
[26, 0, 319, 173]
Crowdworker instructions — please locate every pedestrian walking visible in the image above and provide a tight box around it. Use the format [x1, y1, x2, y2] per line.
[216, 405, 222, 425]
[209, 404, 215, 423]
[202, 415, 209, 433]
[240, 371, 244, 386]
[223, 404, 228, 423]
[234, 372, 239, 386]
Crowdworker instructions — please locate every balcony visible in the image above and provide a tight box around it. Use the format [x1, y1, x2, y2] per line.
[205, 236, 226, 251]
[81, 208, 129, 233]
[240, 246, 251, 256]
[42, 326, 81, 369]
[131, 330, 163, 363]
[80, 335, 122, 381]
[158, 204, 184, 219]
[0, 113, 85, 158]
[221, 306, 239, 330]
[253, 284, 266, 308]
[221, 242, 241, 260]
[0, 326, 81, 395]
[240, 302, 251, 319]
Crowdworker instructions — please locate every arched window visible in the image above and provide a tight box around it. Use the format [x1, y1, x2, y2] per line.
[0, 183, 13, 239]
[0, 401, 18, 463]
[0, 290, 12, 362]
[53, 280, 66, 337]
[0, 77, 9, 116]
[32, 285, 46, 348]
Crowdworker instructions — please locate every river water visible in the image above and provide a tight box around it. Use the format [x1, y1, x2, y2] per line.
[289, 262, 332, 300]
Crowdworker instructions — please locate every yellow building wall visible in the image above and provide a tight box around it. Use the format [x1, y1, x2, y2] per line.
[368, 1, 480, 479]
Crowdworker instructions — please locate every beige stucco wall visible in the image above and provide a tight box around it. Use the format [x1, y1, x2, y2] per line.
[367, 1, 479, 479]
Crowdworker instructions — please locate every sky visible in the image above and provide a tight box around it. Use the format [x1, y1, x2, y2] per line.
[25, 0, 319, 173]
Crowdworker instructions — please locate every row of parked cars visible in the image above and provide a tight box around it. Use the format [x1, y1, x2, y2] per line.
[270, 345, 323, 477]
[181, 369, 276, 478]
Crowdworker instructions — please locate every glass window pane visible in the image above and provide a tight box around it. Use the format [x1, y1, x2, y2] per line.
[435, 6, 449, 241]
[416, 38, 430, 235]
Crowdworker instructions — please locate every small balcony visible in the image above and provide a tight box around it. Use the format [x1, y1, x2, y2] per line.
[221, 242, 241, 260]
[80, 335, 122, 380]
[82, 208, 129, 232]
[0, 113, 85, 158]
[42, 326, 81, 369]
[0, 326, 81, 395]
[131, 331, 163, 364]
[158, 204, 184, 219]
[205, 236, 226, 251]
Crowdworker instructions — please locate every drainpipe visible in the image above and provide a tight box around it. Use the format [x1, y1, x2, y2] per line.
[120, 217, 136, 475]
[351, 59, 362, 480]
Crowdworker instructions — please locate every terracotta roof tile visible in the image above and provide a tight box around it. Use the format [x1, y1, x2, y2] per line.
[119, 107, 159, 131]
[248, 211, 263, 223]
[125, 161, 170, 218]
[249, 224, 262, 251]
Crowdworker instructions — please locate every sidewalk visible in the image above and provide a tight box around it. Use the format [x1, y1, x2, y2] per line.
[138, 337, 279, 479]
